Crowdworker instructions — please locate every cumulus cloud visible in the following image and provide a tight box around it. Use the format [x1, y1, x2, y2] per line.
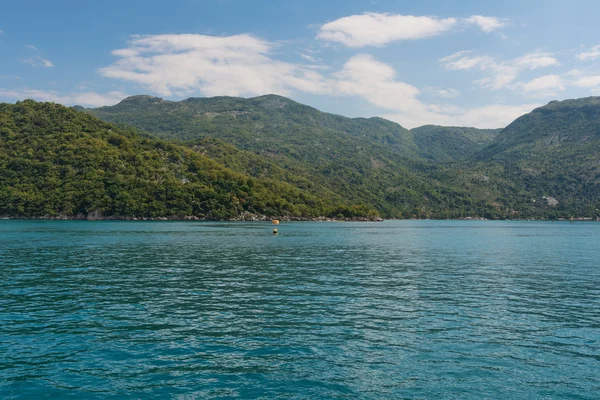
[426, 87, 461, 98]
[383, 103, 537, 129]
[521, 74, 564, 94]
[316, 13, 507, 47]
[559, 69, 600, 91]
[330, 54, 535, 128]
[513, 53, 558, 69]
[100, 33, 330, 97]
[317, 13, 457, 47]
[441, 51, 559, 89]
[465, 15, 506, 32]
[577, 45, 600, 61]
[572, 75, 600, 90]
[0, 89, 127, 107]
[333, 54, 421, 110]
[97, 33, 535, 128]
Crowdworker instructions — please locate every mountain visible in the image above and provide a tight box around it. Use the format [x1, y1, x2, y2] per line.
[471, 97, 600, 218]
[0, 100, 379, 220]
[89, 95, 502, 218]
[409, 125, 500, 163]
[480, 97, 600, 161]
[42, 94, 600, 220]
[90, 94, 498, 164]
[90, 94, 421, 161]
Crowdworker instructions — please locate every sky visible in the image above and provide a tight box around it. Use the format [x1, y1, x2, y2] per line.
[1, 0, 600, 128]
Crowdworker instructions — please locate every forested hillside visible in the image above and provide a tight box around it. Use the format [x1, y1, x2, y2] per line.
[410, 125, 500, 162]
[88, 95, 504, 218]
[88, 95, 600, 220]
[3, 95, 600, 220]
[0, 101, 378, 219]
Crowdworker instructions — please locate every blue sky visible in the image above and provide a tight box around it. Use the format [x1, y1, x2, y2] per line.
[1, 0, 600, 128]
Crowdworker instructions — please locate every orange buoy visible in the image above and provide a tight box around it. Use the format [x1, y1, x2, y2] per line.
[272, 220, 279, 225]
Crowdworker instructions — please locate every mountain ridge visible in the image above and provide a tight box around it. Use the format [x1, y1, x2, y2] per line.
[97, 93, 505, 131]
[87, 94, 600, 219]
[0, 100, 379, 220]
[3, 94, 600, 220]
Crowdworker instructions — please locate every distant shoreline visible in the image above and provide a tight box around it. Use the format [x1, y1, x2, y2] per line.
[2, 216, 598, 222]
[0, 215, 384, 222]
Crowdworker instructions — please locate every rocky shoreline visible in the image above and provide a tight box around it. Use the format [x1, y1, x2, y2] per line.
[0, 211, 384, 222]
[2, 212, 598, 222]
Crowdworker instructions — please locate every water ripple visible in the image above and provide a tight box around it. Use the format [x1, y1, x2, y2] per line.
[1, 221, 599, 399]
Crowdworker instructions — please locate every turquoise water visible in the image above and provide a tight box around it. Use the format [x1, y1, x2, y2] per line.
[1, 221, 599, 399]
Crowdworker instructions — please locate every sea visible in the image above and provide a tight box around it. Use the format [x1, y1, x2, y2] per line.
[1, 220, 599, 399]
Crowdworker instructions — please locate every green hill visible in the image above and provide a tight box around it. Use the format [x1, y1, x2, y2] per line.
[12, 94, 600, 220]
[90, 94, 421, 161]
[0, 100, 379, 220]
[480, 97, 600, 161]
[90, 95, 506, 218]
[410, 125, 500, 162]
[87, 94, 600, 219]
[469, 97, 600, 218]
[91, 94, 499, 164]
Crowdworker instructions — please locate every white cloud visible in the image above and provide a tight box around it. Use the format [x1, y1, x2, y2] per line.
[572, 75, 600, 89]
[383, 103, 537, 129]
[465, 15, 507, 32]
[441, 51, 496, 70]
[333, 54, 421, 109]
[577, 45, 600, 61]
[316, 13, 507, 47]
[429, 88, 461, 98]
[567, 68, 583, 77]
[564, 69, 600, 90]
[100, 34, 330, 97]
[317, 13, 457, 47]
[299, 53, 319, 63]
[441, 51, 559, 89]
[0, 89, 127, 107]
[23, 45, 55, 68]
[513, 52, 558, 69]
[22, 57, 55, 68]
[330, 54, 535, 128]
[41, 58, 54, 68]
[98, 34, 534, 128]
[521, 74, 564, 93]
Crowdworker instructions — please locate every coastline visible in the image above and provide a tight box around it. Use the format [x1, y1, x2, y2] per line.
[0, 214, 384, 222]
[2, 215, 599, 222]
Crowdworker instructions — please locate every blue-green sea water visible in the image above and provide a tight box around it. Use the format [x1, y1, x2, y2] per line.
[1, 220, 599, 399]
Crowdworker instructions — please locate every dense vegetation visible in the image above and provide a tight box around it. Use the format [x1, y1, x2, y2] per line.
[468, 97, 600, 219]
[89, 95, 600, 220]
[89, 95, 505, 218]
[0, 100, 379, 219]
[3, 95, 600, 220]
[410, 125, 499, 163]
[91, 95, 496, 164]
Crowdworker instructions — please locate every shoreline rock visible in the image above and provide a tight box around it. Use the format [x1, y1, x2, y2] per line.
[0, 214, 384, 222]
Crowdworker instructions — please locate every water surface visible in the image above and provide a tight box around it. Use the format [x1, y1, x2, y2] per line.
[1, 221, 599, 399]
